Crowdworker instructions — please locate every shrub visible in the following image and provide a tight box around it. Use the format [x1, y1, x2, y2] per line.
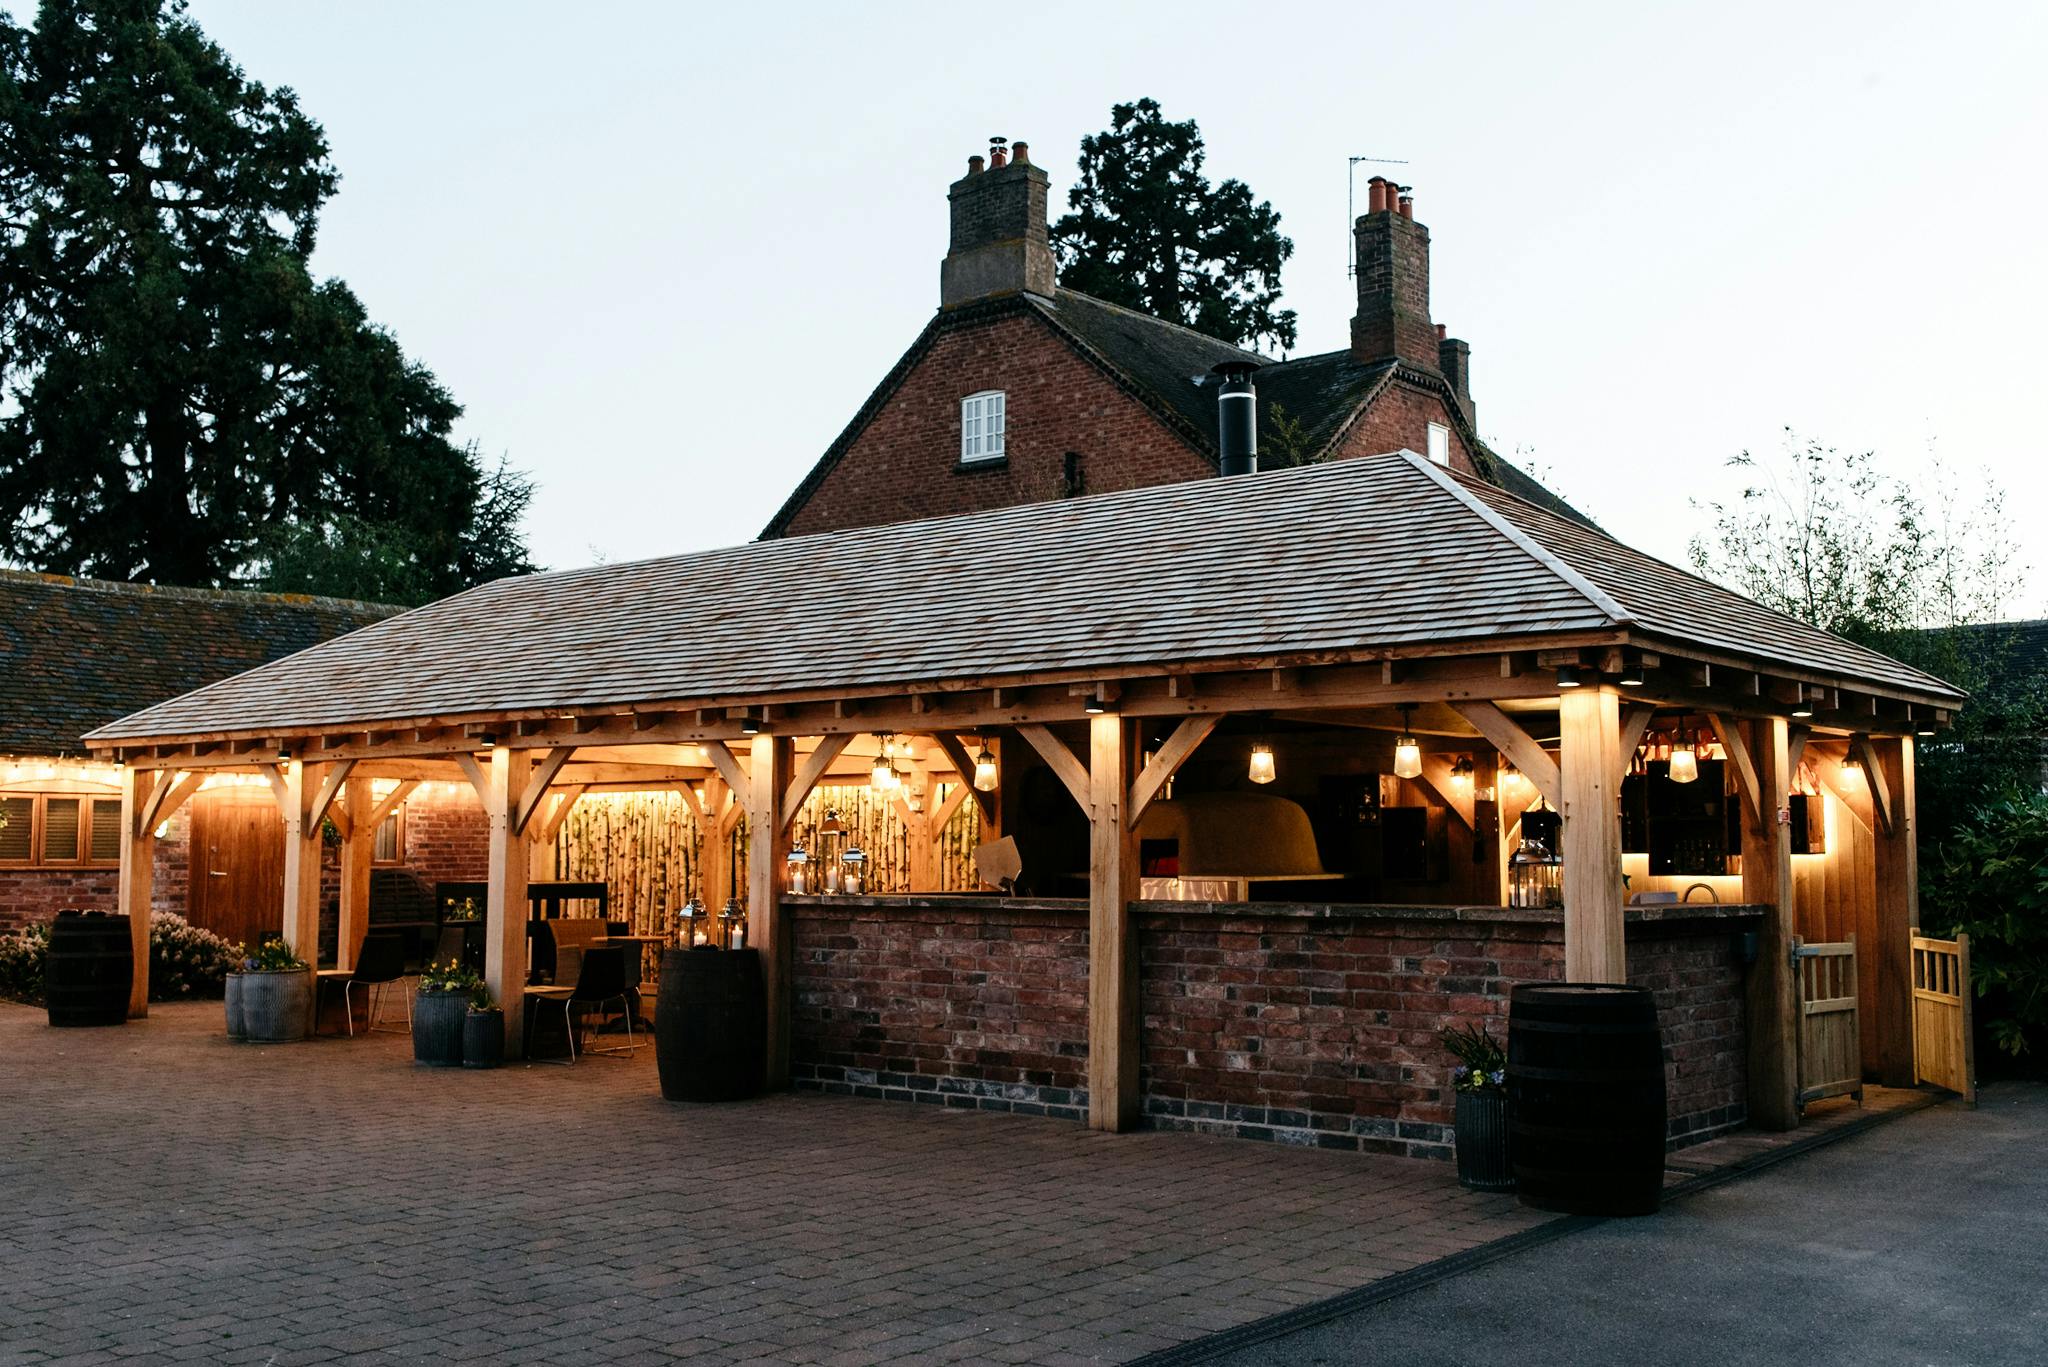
[0, 923, 51, 1004]
[1922, 790, 2048, 1060]
[0, 913, 241, 1005]
[148, 913, 238, 1000]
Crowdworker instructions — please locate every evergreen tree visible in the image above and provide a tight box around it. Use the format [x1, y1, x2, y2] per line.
[0, 0, 535, 601]
[1052, 99, 1297, 354]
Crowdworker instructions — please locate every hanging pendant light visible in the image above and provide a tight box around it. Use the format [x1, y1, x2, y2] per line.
[1392, 706, 1422, 780]
[972, 743, 998, 792]
[1668, 728, 1700, 785]
[1248, 743, 1277, 785]
[871, 734, 894, 790]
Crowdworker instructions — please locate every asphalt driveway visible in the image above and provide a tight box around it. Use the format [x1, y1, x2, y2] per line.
[1192, 1082, 2044, 1366]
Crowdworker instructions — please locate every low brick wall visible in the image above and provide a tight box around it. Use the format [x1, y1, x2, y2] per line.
[786, 895, 1758, 1158]
[789, 897, 1090, 1120]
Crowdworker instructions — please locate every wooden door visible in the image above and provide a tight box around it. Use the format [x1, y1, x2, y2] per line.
[188, 787, 285, 949]
[1910, 927, 1976, 1104]
[1794, 934, 1863, 1108]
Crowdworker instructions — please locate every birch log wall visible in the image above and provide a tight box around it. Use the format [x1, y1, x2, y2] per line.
[550, 782, 982, 932]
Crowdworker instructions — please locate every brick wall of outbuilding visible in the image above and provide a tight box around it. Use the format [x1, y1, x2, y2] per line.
[1326, 381, 1475, 472]
[789, 898, 1090, 1119]
[778, 313, 1213, 537]
[788, 897, 1756, 1159]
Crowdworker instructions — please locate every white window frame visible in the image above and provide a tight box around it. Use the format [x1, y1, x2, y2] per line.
[960, 390, 1006, 463]
[1426, 422, 1451, 467]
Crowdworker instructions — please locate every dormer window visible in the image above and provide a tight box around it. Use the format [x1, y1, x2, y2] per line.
[961, 391, 1006, 463]
[1426, 422, 1450, 466]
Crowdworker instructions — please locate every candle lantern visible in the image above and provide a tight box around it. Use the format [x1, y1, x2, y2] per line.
[785, 843, 810, 895]
[841, 846, 866, 896]
[1509, 837, 1563, 910]
[719, 897, 743, 950]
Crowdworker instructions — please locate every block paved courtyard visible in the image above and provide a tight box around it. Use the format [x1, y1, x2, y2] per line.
[0, 1000, 1546, 1365]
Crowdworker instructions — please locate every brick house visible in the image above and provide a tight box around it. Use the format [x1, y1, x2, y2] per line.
[764, 140, 1581, 538]
[0, 572, 486, 946]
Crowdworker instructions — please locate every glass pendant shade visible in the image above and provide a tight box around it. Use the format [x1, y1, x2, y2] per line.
[870, 755, 892, 788]
[1668, 741, 1699, 785]
[1247, 744, 1276, 785]
[1393, 735, 1422, 780]
[973, 746, 999, 792]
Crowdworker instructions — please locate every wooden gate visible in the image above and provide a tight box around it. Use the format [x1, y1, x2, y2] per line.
[1793, 935, 1863, 1107]
[188, 787, 285, 949]
[1910, 927, 1976, 1104]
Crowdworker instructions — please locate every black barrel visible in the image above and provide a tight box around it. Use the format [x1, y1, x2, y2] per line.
[1507, 983, 1666, 1216]
[45, 910, 134, 1027]
[655, 947, 765, 1102]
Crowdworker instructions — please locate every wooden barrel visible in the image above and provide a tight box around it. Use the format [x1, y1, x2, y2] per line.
[45, 910, 133, 1028]
[655, 947, 765, 1102]
[1507, 982, 1667, 1216]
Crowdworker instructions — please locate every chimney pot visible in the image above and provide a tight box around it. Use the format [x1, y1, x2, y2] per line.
[1012, 141, 1029, 165]
[988, 135, 1008, 168]
[1368, 176, 1388, 214]
[1436, 323, 1447, 341]
[1212, 361, 1261, 477]
[942, 138, 1054, 308]
[1397, 193, 1414, 219]
[968, 154, 985, 176]
[1351, 182, 1437, 371]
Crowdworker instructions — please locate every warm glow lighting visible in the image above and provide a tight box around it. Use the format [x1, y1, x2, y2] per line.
[1790, 686, 1813, 719]
[740, 715, 762, 736]
[1451, 756, 1475, 790]
[1248, 744, 1277, 785]
[870, 755, 893, 789]
[1668, 739, 1699, 785]
[972, 746, 998, 792]
[1617, 656, 1646, 687]
[1393, 735, 1422, 780]
[1556, 665, 1583, 688]
[1083, 693, 1108, 715]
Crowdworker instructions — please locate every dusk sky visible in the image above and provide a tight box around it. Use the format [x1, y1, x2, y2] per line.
[183, 1, 2047, 614]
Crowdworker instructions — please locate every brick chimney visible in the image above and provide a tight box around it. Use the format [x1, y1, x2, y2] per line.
[1350, 178, 1438, 372]
[941, 137, 1054, 308]
[1437, 324, 1474, 425]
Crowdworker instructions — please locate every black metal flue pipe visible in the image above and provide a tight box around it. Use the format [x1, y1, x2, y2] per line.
[1213, 361, 1261, 476]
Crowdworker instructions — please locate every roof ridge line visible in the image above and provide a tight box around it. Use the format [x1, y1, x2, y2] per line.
[1401, 451, 1637, 627]
[0, 567, 402, 614]
[1046, 289, 1274, 363]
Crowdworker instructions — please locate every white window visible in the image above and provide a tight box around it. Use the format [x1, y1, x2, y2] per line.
[961, 391, 1006, 463]
[1426, 422, 1450, 466]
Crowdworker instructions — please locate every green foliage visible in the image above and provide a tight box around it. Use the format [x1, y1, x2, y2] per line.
[1260, 402, 1319, 470]
[417, 957, 484, 999]
[1052, 98, 1297, 354]
[1688, 432, 2046, 850]
[0, 922, 50, 1003]
[1922, 792, 2048, 1059]
[1439, 1021, 1506, 1092]
[234, 936, 305, 973]
[148, 911, 236, 999]
[0, 0, 536, 600]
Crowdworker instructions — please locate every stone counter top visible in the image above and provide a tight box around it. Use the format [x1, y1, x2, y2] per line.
[783, 893, 1764, 929]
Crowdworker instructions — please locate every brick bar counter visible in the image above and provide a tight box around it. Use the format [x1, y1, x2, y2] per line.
[787, 895, 1762, 1159]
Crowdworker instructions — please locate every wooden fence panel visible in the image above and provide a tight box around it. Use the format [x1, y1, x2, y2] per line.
[1795, 934, 1863, 1107]
[1910, 926, 1977, 1105]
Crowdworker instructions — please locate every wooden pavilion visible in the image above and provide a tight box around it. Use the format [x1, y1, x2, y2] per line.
[86, 453, 1963, 1138]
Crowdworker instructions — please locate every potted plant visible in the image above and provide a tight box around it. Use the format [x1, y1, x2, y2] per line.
[414, 959, 482, 1067]
[230, 939, 314, 1043]
[463, 985, 505, 1070]
[1441, 1021, 1513, 1191]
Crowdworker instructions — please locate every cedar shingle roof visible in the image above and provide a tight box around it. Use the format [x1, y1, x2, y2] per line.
[88, 453, 1961, 745]
[0, 572, 398, 756]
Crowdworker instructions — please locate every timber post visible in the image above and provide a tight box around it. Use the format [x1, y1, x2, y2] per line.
[747, 734, 795, 1088]
[338, 775, 375, 972]
[483, 748, 534, 1054]
[1870, 735, 1918, 1086]
[1087, 713, 1139, 1131]
[280, 760, 324, 964]
[1739, 716, 1800, 1129]
[118, 767, 158, 1018]
[1558, 685, 1626, 983]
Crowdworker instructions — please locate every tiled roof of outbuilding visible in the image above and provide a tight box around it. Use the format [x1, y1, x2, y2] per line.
[90, 453, 1961, 745]
[0, 572, 398, 756]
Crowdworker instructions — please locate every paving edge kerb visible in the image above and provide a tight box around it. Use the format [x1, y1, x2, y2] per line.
[1131, 1089, 1949, 1367]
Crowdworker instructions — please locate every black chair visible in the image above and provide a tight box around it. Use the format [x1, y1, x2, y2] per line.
[523, 946, 636, 1065]
[321, 933, 411, 1038]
